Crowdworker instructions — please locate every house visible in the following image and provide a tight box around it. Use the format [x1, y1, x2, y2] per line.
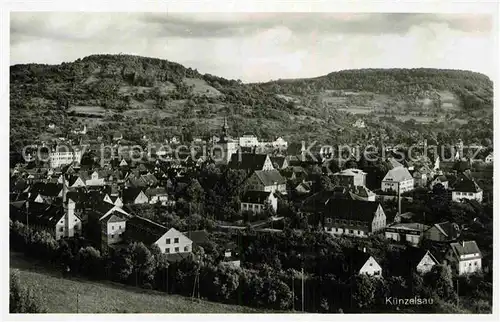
[125, 216, 193, 254]
[385, 222, 429, 246]
[412, 165, 434, 188]
[86, 203, 131, 249]
[430, 174, 449, 190]
[29, 182, 63, 203]
[221, 243, 241, 267]
[113, 132, 123, 141]
[393, 247, 439, 275]
[122, 187, 149, 205]
[484, 152, 493, 164]
[228, 153, 274, 172]
[49, 146, 83, 169]
[68, 175, 86, 188]
[344, 248, 382, 277]
[381, 167, 414, 194]
[145, 187, 169, 205]
[349, 186, 376, 201]
[323, 199, 386, 237]
[183, 230, 211, 251]
[119, 159, 129, 167]
[445, 240, 482, 275]
[85, 171, 106, 186]
[270, 156, 289, 170]
[295, 181, 311, 195]
[239, 135, 259, 148]
[103, 194, 124, 208]
[353, 119, 366, 128]
[240, 191, 278, 214]
[333, 168, 367, 187]
[423, 221, 461, 242]
[451, 175, 483, 203]
[247, 169, 287, 194]
[272, 137, 288, 150]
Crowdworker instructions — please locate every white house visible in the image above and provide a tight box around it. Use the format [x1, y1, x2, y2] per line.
[346, 248, 382, 277]
[85, 171, 106, 187]
[451, 176, 483, 203]
[445, 240, 482, 275]
[240, 191, 278, 214]
[246, 169, 287, 194]
[272, 137, 288, 150]
[381, 167, 414, 193]
[485, 153, 493, 164]
[126, 216, 193, 255]
[239, 135, 259, 148]
[49, 146, 82, 169]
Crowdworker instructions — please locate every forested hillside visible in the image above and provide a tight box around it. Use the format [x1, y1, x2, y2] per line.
[9, 54, 493, 151]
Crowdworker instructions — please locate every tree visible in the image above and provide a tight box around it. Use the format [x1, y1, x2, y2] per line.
[77, 246, 103, 279]
[351, 274, 376, 309]
[128, 242, 155, 286]
[424, 264, 456, 301]
[10, 270, 46, 313]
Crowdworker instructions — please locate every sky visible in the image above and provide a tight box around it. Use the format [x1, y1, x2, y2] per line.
[10, 12, 496, 83]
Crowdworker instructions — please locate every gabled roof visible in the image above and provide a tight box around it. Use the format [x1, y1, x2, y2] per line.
[228, 153, 270, 171]
[453, 176, 482, 193]
[450, 241, 482, 259]
[387, 157, 404, 169]
[383, 167, 413, 182]
[428, 221, 461, 240]
[125, 216, 169, 245]
[183, 230, 210, 246]
[324, 199, 382, 223]
[145, 187, 167, 198]
[241, 190, 273, 204]
[29, 182, 62, 197]
[270, 156, 286, 169]
[333, 168, 367, 177]
[122, 187, 146, 203]
[343, 249, 377, 274]
[253, 169, 286, 186]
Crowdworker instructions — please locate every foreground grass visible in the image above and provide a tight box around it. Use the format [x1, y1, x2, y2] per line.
[10, 253, 264, 313]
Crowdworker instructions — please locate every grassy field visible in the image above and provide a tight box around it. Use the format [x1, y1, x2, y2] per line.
[10, 253, 265, 314]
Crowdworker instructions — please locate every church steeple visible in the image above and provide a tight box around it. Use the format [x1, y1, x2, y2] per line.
[218, 117, 229, 143]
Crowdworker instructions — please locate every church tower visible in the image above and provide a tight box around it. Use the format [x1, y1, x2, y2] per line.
[214, 117, 238, 164]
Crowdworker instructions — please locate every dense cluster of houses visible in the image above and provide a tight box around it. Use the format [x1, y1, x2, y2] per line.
[10, 119, 490, 278]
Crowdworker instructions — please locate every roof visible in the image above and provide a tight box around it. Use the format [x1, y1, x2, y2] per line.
[433, 175, 448, 182]
[30, 182, 62, 197]
[383, 167, 413, 182]
[386, 222, 429, 232]
[387, 157, 404, 169]
[122, 187, 146, 203]
[166, 252, 195, 263]
[182, 230, 210, 246]
[453, 176, 482, 193]
[125, 216, 168, 245]
[228, 153, 270, 171]
[334, 168, 367, 177]
[351, 186, 375, 198]
[145, 187, 167, 198]
[428, 222, 461, 240]
[253, 169, 286, 186]
[241, 190, 273, 204]
[270, 156, 286, 169]
[324, 199, 382, 223]
[450, 241, 482, 259]
[343, 249, 376, 274]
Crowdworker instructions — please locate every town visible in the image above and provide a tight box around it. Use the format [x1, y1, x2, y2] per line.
[9, 116, 493, 313]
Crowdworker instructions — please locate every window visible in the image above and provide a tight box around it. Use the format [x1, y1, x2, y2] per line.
[119, 225, 122, 229]
[111, 226, 114, 230]
[326, 218, 332, 224]
[374, 271, 380, 276]
[59, 227, 64, 232]
[369, 263, 373, 266]
[74, 219, 77, 222]
[175, 247, 179, 252]
[184, 246, 189, 252]
[174, 237, 179, 243]
[165, 248, 170, 253]
[166, 238, 171, 244]
[474, 262, 477, 266]
[350, 230, 354, 234]
[111, 234, 114, 239]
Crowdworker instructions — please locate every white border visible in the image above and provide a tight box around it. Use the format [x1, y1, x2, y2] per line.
[1, 1, 499, 322]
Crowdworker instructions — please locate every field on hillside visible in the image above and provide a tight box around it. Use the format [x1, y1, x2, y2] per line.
[10, 253, 265, 314]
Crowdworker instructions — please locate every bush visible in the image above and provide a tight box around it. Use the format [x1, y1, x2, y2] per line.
[10, 270, 46, 313]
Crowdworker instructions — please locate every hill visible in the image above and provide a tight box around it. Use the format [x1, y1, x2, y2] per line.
[10, 252, 264, 313]
[9, 54, 493, 151]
